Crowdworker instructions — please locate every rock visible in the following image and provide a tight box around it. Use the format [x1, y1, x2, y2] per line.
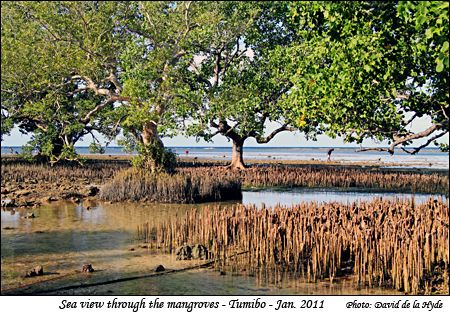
[1, 188, 9, 195]
[25, 270, 36, 278]
[1, 199, 15, 208]
[220, 271, 226, 276]
[154, 265, 165, 272]
[87, 186, 99, 197]
[176, 245, 192, 260]
[191, 244, 208, 260]
[16, 190, 31, 197]
[71, 197, 81, 203]
[34, 265, 44, 275]
[82, 264, 94, 273]
[24, 212, 36, 219]
[25, 265, 43, 277]
[48, 196, 58, 202]
[21, 200, 36, 207]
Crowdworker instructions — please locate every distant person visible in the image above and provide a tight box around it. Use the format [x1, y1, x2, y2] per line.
[327, 148, 334, 162]
[185, 150, 189, 155]
[9, 147, 14, 154]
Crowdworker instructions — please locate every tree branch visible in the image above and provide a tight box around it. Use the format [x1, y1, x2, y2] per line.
[81, 97, 118, 123]
[401, 130, 448, 155]
[355, 147, 391, 153]
[356, 121, 448, 154]
[255, 124, 296, 144]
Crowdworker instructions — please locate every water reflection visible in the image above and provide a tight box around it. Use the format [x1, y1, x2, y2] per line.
[242, 188, 446, 208]
[2, 189, 442, 295]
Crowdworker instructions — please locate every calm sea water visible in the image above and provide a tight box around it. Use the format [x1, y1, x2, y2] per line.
[1, 145, 449, 169]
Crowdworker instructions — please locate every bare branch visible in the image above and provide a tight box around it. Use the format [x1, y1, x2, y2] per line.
[401, 130, 448, 155]
[224, 122, 240, 136]
[107, 72, 123, 93]
[405, 112, 418, 126]
[256, 124, 296, 144]
[212, 47, 224, 88]
[356, 147, 391, 153]
[81, 96, 119, 123]
[357, 121, 448, 154]
[388, 121, 447, 153]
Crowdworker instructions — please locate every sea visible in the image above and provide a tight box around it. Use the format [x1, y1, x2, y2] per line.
[1, 146, 449, 169]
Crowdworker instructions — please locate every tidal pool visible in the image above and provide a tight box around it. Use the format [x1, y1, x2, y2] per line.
[1, 189, 443, 295]
[242, 187, 446, 208]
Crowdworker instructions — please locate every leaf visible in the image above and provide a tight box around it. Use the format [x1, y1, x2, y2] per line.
[425, 28, 433, 39]
[436, 59, 444, 72]
[438, 2, 449, 9]
[441, 41, 449, 53]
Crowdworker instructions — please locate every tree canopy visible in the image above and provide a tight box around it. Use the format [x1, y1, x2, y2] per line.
[1, 1, 128, 161]
[1, 1, 448, 170]
[278, 1, 448, 154]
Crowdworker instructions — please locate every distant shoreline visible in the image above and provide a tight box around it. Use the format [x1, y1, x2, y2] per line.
[1, 154, 449, 173]
[1, 145, 447, 150]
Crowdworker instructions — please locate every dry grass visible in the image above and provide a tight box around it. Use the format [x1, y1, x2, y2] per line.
[139, 198, 449, 294]
[1, 159, 128, 185]
[2, 158, 447, 195]
[179, 165, 449, 195]
[99, 168, 242, 203]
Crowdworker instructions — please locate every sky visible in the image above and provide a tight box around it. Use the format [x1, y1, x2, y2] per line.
[2, 115, 448, 148]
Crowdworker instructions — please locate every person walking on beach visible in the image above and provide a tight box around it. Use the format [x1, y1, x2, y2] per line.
[327, 148, 334, 162]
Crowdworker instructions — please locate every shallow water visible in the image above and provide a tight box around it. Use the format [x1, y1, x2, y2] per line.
[2, 146, 449, 169]
[1, 189, 443, 295]
[242, 188, 446, 208]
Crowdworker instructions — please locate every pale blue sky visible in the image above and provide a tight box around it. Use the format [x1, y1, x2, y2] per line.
[2, 116, 448, 148]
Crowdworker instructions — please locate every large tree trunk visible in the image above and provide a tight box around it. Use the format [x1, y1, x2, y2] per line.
[142, 122, 163, 147]
[228, 138, 247, 170]
[141, 122, 168, 172]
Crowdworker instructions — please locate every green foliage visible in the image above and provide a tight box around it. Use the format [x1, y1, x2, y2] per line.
[183, 2, 302, 151]
[281, 1, 448, 152]
[88, 142, 105, 154]
[131, 141, 177, 173]
[2, 1, 447, 164]
[1, 1, 125, 162]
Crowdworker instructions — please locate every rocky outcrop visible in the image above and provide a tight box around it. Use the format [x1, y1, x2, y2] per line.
[191, 244, 208, 260]
[176, 245, 192, 260]
[154, 265, 165, 272]
[25, 265, 44, 278]
[1, 199, 15, 208]
[82, 264, 95, 273]
[176, 244, 208, 260]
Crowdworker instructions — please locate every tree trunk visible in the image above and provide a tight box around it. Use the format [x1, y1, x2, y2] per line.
[141, 122, 167, 172]
[51, 137, 64, 157]
[228, 138, 247, 170]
